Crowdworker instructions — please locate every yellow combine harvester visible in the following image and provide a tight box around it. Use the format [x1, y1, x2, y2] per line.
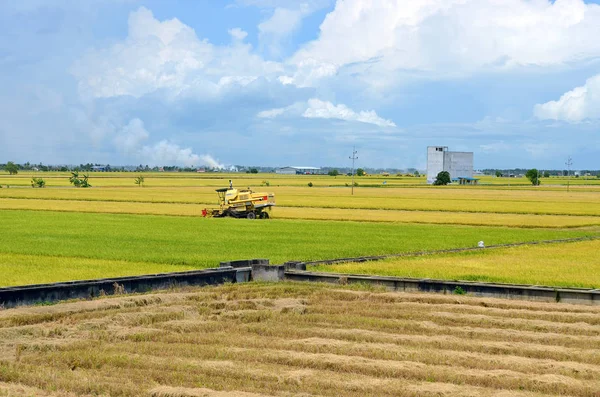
[202, 181, 275, 219]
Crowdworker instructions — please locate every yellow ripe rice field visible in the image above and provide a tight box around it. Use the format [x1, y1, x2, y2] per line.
[312, 239, 600, 288]
[0, 171, 599, 287]
[1, 183, 600, 217]
[2, 198, 599, 228]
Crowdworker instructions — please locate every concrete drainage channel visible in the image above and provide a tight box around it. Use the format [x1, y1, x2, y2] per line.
[0, 260, 279, 309]
[2, 253, 599, 308]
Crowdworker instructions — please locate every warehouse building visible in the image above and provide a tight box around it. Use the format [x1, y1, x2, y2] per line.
[426, 146, 474, 184]
[275, 166, 321, 175]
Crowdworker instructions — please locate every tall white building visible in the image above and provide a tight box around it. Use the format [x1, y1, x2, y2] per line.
[426, 146, 473, 184]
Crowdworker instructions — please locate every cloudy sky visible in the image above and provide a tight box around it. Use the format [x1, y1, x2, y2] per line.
[2, 0, 600, 170]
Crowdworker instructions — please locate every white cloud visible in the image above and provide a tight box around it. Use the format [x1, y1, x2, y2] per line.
[228, 28, 248, 41]
[278, 58, 337, 87]
[256, 1, 332, 58]
[479, 142, 512, 153]
[259, 7, 306, 38]
[114, 118, 149, 153]
[523, 142, 557, 158]
[533, 74, 600, 122]
[290, 0, 600, 86]
[258, 6, 311, 58]
[257, 107, 287, 119]
[303, 99, 396, 127]
[72, 7, 282, 99]
[217, 75, 258, 87]
[258, 98, 395, 127]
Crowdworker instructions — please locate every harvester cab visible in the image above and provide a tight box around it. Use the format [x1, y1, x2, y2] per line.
[203, 181, 275, 220]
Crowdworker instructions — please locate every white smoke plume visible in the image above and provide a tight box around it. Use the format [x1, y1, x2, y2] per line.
[115, 118, 224, 168]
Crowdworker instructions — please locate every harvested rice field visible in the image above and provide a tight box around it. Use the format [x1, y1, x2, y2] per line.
[1, 282, 600, 396]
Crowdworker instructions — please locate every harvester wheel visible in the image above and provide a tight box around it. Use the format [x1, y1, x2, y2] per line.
[247, 212, 256, 220]
[260, 212, 269, 219]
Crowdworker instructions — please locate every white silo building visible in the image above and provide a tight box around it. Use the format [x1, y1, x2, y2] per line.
[426, 146, 474, 184]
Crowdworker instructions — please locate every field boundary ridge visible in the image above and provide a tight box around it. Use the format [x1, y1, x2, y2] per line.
[0, 266, 250, 309]
[284, 270, 600, 305]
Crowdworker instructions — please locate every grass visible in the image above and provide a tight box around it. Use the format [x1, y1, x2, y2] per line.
[311, 239, 600, 288]
[0, 253, 200, 287]
[0, 210, 595, 286]
[0, 282, 599, 396]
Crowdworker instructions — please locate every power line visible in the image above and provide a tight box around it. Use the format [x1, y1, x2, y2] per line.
[349, 147, 358, 195]
[565, 156, 573, 193]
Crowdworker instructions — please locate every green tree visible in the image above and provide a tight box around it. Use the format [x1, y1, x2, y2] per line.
[250, 168, 258, 174]
[328, 169, 339, 177]
[356, 168, 365, 176]
[5, 161, 18, 175]
[543, 171, 550, 178]
[433, 171, 451, 186]
[495, 170, 502, 177]
[414, 170, 420, 177]
[525, 169, 541, 186]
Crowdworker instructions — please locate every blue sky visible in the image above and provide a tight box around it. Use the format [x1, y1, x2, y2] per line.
[1, 0, 600, 170]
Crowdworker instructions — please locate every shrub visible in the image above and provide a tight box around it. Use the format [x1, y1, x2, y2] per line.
[453, 286, 466, 295]
[134, 175, 145, 187]
[69, 171, 91, 188]
[308, 182, 313, 187]
[328, 169, 339, 177]
[31, 177, 46, 188]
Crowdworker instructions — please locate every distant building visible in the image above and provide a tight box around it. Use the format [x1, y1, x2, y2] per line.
[453, 177, 479, 185]
[276, 166, 321, 175]
[92, 165, 108, 172]
[426, 146, 473, 184]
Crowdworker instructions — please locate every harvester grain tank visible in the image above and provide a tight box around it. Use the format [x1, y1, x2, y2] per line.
[202, 181, 275, 219]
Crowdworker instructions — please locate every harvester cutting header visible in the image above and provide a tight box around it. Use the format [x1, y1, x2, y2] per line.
[202, 180, 275, 219]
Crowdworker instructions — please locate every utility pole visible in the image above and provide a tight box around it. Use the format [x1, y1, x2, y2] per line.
[349, 146, 358, 195]
[565, 156, 573, 193]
